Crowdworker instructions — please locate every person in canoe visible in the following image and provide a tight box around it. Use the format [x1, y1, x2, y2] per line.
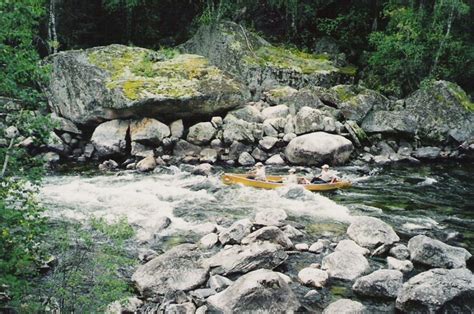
[310, 164, 338, 184]
[283, 168, 298, 184]
[248, 162, 267, 181]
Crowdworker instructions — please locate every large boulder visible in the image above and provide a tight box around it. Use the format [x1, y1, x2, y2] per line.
[285, 132, 354, 165]
[396, 268, 474, 313]
[321, 251, 370, 281]
[186, 122, 216, 145]
[207, 269, 300, 313]
[180, 21, 352, 94]
[361, 111, 417, 135]
[130, 117, 170, 145]
[44, 44, 248, 126]
[222, 118, 258, 144]
[347, 216, 400, 249]
[90, 119, 129, 158]
[131, 244, 209, 301]
[204, 242, 288, 276]
[294, 107, 324, 135]
[352, 269, 403, 299]
[407, 235, 471, 269]
[338, 89, 388, 123]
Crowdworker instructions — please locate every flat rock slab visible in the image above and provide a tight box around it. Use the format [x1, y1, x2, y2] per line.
[408, 234, 471, 268]
[131, 244, 209, 301]
[207, 269, 300, 313]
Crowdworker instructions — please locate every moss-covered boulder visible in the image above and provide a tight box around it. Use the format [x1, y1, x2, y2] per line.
[44, 44, 248, 126]
[180, 21, 354, 95]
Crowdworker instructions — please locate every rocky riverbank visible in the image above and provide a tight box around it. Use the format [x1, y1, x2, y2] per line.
[2, 22, 472, 172]
[103, 193, 473, 313]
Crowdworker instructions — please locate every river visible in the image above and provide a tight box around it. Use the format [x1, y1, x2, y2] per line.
[40, 162, 474, 252]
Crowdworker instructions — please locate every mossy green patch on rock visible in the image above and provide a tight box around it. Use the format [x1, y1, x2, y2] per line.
[446, 81, 474, 111]
[244, 46, 338, 74]
[88, 44, 238, 101]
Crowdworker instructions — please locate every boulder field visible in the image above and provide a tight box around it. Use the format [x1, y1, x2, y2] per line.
[109, 210, 473, 312]
[33, 22, 473, 169]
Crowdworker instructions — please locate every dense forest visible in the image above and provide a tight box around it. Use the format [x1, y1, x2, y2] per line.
[1, 0, 473, 311]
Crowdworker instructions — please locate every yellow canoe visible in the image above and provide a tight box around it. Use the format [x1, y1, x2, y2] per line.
[222, 173, 352, 191]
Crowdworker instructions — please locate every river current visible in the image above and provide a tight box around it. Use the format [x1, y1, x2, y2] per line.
[39, 162, 474, 253]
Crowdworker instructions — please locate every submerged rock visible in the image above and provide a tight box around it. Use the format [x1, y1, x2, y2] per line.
[254, 208, 287, 226]
[346, 216, 399, 249]
[407, 235, 471, 268]
[352, 269, 403, 299]
[205, 242, 287, 276]
[396, 268, 474, 313]
[44, 44, 247, 125]
[322, 251, 370, 281]
[285, 132, 353, 165]
[322, 299, 366, 314]
[206, 269, 300, 313]
[131, 244, 209, 301]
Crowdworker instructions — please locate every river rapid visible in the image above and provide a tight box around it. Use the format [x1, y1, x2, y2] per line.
[37, 162, 474, 310]
[40, 162, 474, 252]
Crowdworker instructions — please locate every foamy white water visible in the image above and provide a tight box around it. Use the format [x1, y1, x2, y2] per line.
[40, 167, 352, 241]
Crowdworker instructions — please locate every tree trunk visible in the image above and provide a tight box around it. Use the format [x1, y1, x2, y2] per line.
[48, 0, 58, 54]
[431, 3, 455, 75]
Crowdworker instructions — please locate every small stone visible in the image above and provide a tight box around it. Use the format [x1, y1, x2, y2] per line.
[136, 155, 156, 172]
[298, 267, 328, 288]
[98, 159, 118, 171]
[211, 116, 223, 128]
[265, 154, 285, 165]
[352, 269, 403, 299]
[238, 152, 255, 166]
[165, 302, 196, 314]
[200, 148, 218, 164]
[199, 233, 219, 249]
[387, 256, 413, 273]
[208, 275, 233, 292]
[335, 239, 370, 256]
[138, 249, 158, 263]
[323, 299, 366, 314]
[259, 136, 278, 150]
[4, 126, 19, 139]
[309, 239, 330, 253]
[389, 244, 410, 260]
[295, 243, 309, 251]
[170, 119, 184, 138]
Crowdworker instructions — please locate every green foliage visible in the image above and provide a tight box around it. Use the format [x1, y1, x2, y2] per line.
[365, 0, 473, 96]
[40, 219, 136, 312]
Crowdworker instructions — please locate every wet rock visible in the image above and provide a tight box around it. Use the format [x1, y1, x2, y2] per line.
[98, 159, 118, 171]
[259, 136, 278, 150]
[294, 106, 324, 135]
[173, 140, 201, 158]
[165, 302, 196, 314]
[208, 275, 233, 292]
[335, 239, 370, 256]
[131, 244, 209, 301]
[199, 233, 219, 249]
[130, 118, 170, 145]
[322, 251, 370, 281]
[309, 239, 330, 254]
[136, 155, 156, 172]
[238, 152, 255, 166]
[322, 299, 366, 314]
[298, 267, 328, 288]
[91, 120, 129, 158]
[389, 244, 410, 260]
[347, 216, 399, 249]
[295, 243, 309, 251]
[218, 219, 252, 245]
[281, 224, 304, 239]
[206, 269, 300, 313]
[285, 132, 353, 165]
[407, 235, 471, 268]
[187, 122, 217, 145]
[192, 163, 213, 176]
[254, 208, 287, 226]
[45, 44, 246, 125]
[396, 268, 474, 313]
[205, 242, 288, 276]
[352, 269, 403, 299]
[241, 226, 293, 249]
[199, 148, 218, 164]
[261, 105, 289, 120]
[170, 119, 184, 138]
[105, 296, 143, 314]
[387, 256, 413, 273]
[265, 154, 285, 165]
[413, 146, 441, 160]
